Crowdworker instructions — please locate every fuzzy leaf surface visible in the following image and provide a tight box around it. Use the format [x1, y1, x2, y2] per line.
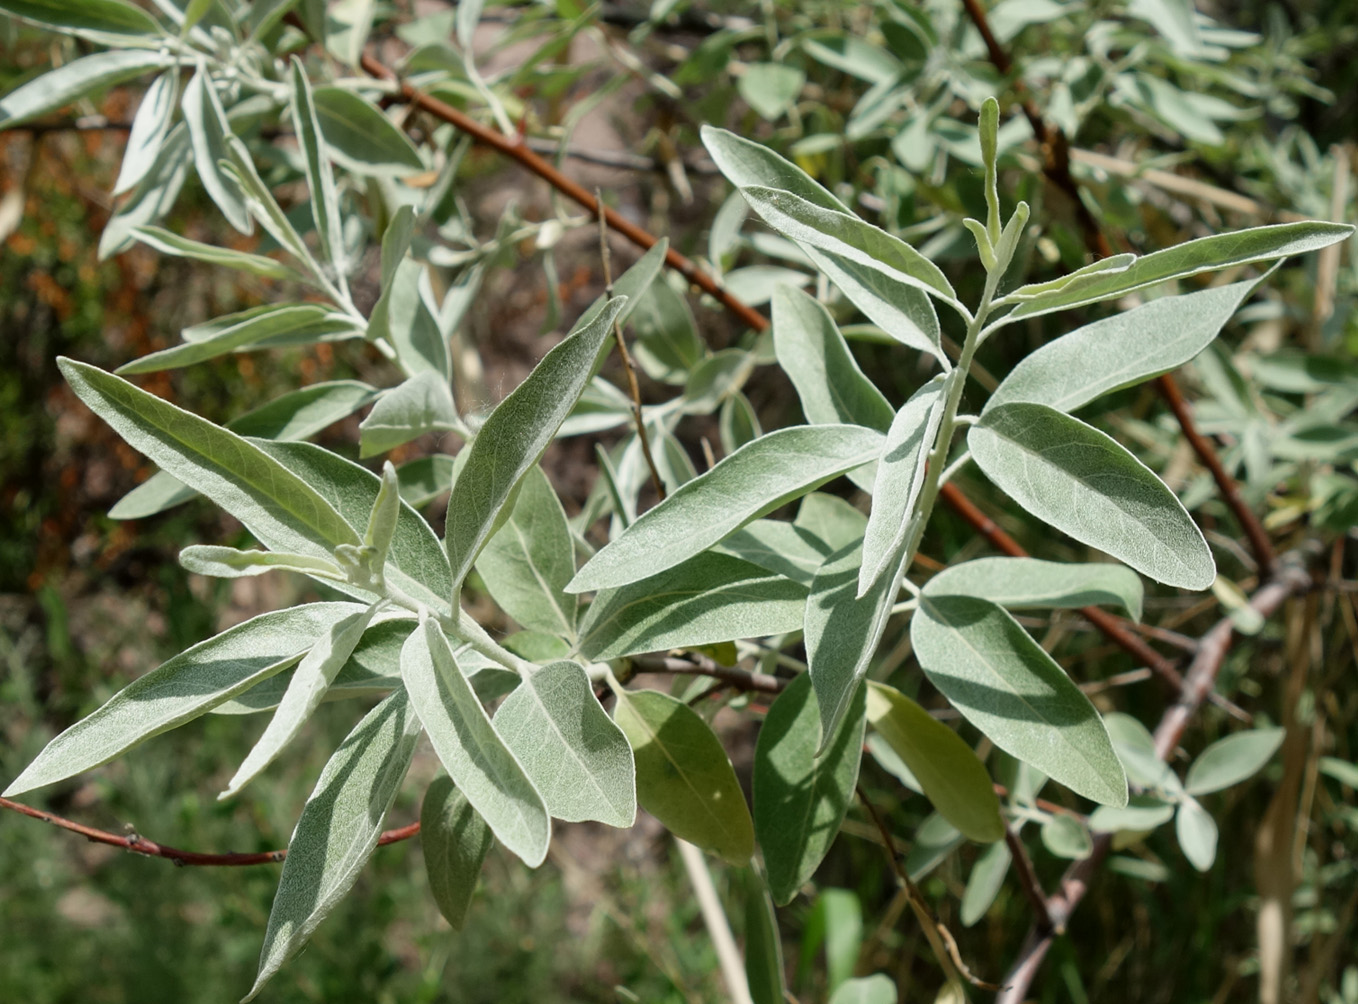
[578, 552, 807, 661]
[1184, 727, 1284, 795]
[59, 359, 359, 564]
[476, 466, 579, 639]
[970, 403, 1214, 589]
[401, 618, 550, 865]
[493, 660, 635, 826]
[3, 604, 363, 797]
[446, 298, 626, 593]
[245, 690, 419, 1001]
[569, 425, 882, 593]
[312, 86, 424, 176]
[0, 50, 170, 129]
[912, 595, 1127, 806]
[923, 556, 1144, 621]
[359, 371, 460, 458]
[987, 277, 1266, 413]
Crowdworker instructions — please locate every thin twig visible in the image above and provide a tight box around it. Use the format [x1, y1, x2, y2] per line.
[855, 785, 1000, 992]
[0, 795, 419, 866]
[631, 652, 785, 694]
[1157, 373, 1276, 578]
[597, 188, 665, 501]
[1004, 824, 1053, 930]
[358, 53, 769, 334]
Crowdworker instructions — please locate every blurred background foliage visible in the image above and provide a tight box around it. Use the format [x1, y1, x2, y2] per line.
[1, 0, 1356, 1001]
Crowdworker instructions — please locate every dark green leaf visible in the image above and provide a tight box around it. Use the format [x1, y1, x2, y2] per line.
[421, 775, 492, 930]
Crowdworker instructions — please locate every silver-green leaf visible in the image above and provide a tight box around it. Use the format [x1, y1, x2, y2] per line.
[401, 616, 550, 865]
[0, 50, 170, 130]
[912, 595, 1127, 806]
[3, 603, 364, 797]
[569, 425, 883, 594]
[970, 403, 1214, 590]
[923, 556, 1144, 621]
[493, 660, 635, 826]
[578, 552, 807, 661]
[446, 298, 627, 595]
[244, 689, 420, 1001]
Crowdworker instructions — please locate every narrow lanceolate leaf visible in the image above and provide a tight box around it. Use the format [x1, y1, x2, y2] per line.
[1184, 727, 1284, 796]
[475, 467, 578, 639]
[702, 125, 851, 212]
[805, 541, 906, 752]
[3, 604, 363, 797]
[960, 841, 1011, 927]
[0, 50, 171, 130]
[744, 870, 786, 1004]
[738, 186, 962, 315]
[986, 277, 1267, 414]
[259, 441, 453, 613]
[312, 87, 424, 176]
[0, 0, 165, 40]
[578, 552, 807, 661]
[569, 425, 883, 594]
[446, 298, 627, 594]
[221, 604, 379, 799]
[110, 381, 379, 519]
[402, 617, 550, 865]
[999, 221, 1355, 322]
[859, 376, 946, 595]
[421, 775, 492, 930]
[865, 682, 1004, 843]
[59, 359, 359, 563]
[773, 285, 894, 433]
[100, 121, 190, 259]
[912, 595, 1127, 806]
[244, 690, 420, 1002]
[288, 59, 344, 279]
[612, 688, 754, 865]
[364, 462, 401, 568]
[923, 556, 1144, 621]
[359, 371, 460, 457]
[493, 660, 635, 826]
[132, 226, 295, 280]
[754, 673, 865, 904]
[182, 67, 253, 234]
[117, 304, 357, 374]
[970, 403, 1214, 590]
[713, 518, 841, 587]
[179, 545, 343, 581]
[114, 71, 177, 194]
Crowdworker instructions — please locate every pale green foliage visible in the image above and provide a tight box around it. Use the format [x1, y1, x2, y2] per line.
[8, 9, 1357, 996]
[401, 616, 550, 866]
[493, 660, 635, 826]
[245, 690, 420, 1001]
[912, 596, 1128, 806]
[970, 403, 1215, 589]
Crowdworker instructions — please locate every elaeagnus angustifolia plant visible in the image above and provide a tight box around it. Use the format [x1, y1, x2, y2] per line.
[2, 0, 1353, 1000]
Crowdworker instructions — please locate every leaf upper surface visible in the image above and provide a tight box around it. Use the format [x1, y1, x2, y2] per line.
[970, 403, 1214, 589]
[245, 690, 419, 1001]
[923, 556, 1144, 621]
[421, 775, 492, 930]
[753, 673, 865, 904]
[493, 660, 636, 826]
[912, 595, 1127, 806]
[569, 425, 883, 593]
[3, 603, 364, 797]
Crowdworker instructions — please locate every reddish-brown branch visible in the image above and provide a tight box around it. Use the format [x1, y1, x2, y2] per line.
[995, 551, 1314, 1003]
[1156, 372, 1276, 578]
[358, 53, 769, 334]
[0, 795, 419, 866]
[957, 0, 1272, 576]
